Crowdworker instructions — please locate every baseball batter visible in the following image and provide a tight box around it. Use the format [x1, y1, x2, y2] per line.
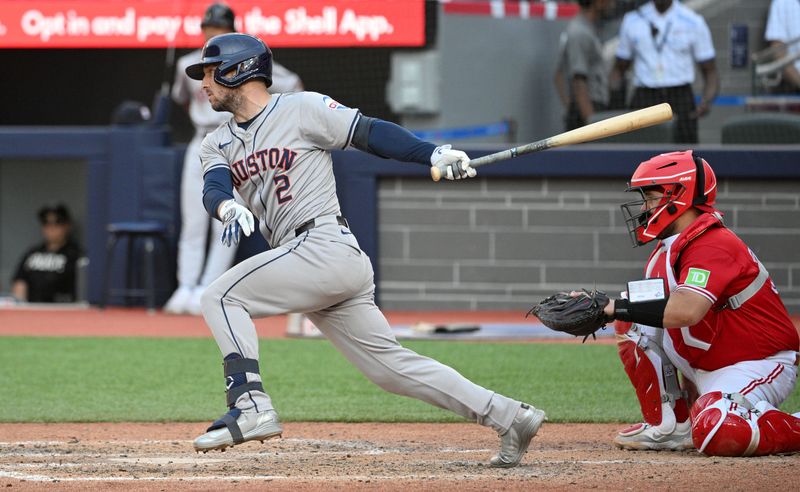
[603, 151, 800, 456]
[185, 32, 545, 468]
[165, 3, 303, 315]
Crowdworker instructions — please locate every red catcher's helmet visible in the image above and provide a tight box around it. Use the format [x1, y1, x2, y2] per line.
[621, 150, 717, 247]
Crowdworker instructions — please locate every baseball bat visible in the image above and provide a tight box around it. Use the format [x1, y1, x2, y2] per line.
[430, 103, 673, 182]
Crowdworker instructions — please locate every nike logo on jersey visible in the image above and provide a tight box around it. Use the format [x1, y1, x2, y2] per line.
[341, 229, 352, 235]
[219, 141, 232, 150]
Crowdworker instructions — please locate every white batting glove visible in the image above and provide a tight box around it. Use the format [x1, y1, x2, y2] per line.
[218, 199, 254, 247]
[431, 145, 476, 180]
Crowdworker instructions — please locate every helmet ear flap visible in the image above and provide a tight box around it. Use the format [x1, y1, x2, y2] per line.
[692, 153, 707, 206]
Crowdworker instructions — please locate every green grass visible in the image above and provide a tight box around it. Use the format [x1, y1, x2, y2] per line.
[0, 337, 797, 423]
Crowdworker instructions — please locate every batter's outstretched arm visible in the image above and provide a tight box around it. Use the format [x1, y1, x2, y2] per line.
[351, 116, 475, 181]
[351, 116, 436, 164]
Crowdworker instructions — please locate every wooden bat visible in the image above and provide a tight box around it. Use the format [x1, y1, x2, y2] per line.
[430, 103, 673, 182]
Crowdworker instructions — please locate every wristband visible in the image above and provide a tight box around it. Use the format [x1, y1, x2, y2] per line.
[613, 278, 668, 327]
[613, 298, 667, 328]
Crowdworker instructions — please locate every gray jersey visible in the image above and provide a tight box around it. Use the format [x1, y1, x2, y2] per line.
[200, 91, 360, 247]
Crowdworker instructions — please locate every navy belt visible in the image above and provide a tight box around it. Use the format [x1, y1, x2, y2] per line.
[295, 216, 348, 236]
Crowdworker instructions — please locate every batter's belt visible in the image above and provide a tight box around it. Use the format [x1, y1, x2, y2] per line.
[295, 215, 349, 236]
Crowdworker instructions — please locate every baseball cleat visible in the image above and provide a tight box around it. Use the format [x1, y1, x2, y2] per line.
[193, 408, 283, 452]
[614, 420, 693, 451]
[490, 403, 546, 468]
[164, 286, 192, 314]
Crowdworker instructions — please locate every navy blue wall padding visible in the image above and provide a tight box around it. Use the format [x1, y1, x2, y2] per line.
[1, 126, 798, 306]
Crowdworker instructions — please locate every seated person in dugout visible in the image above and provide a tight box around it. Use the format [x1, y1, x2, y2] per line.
[600, 151, 799, 456]
[11, 204, 84, 303]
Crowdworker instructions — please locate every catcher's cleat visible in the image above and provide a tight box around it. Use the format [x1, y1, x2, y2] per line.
[490, 403, 546, 468]
[614, 420, 693, 451]
[193, 408, 283, 452]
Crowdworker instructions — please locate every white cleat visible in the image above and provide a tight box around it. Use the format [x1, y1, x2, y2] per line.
[614, 420, 693, 451]
[163, 286, 192, 314]
[194, 409, 283, 453]
[186, 287, 204, 316]
[490, 403, 546, 468]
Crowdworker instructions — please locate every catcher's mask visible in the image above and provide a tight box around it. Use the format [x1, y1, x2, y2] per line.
[186, 33, 273, 88]
[621, 150, 717, 247]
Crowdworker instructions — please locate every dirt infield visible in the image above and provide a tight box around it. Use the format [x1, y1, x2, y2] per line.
[1, 422, 797, 490]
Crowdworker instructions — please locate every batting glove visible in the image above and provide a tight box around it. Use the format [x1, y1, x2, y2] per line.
[431, 145, 476, 180]
[218, 199, 254, 247]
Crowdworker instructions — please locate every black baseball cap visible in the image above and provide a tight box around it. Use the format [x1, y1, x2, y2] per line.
[38, 204, 72, 225]
[202, 3, 236, 31]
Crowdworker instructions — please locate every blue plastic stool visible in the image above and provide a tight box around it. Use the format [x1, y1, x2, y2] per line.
[101, 221, 171, 311]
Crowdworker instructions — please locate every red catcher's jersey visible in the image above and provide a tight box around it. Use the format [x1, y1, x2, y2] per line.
[647, 223, 799, 371]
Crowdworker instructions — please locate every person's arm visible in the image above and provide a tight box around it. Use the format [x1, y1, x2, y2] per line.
[554, 70, 569, 108]
[693, 59, 719, 118]
[351, 116, 476, 180]
[11, 280, 27, 302]
[571, 75, 594, 122]
[769, 41, 800, 89]
[202, 167, 235, 220]
[602, 289, 711, 328]
[609, 58, 631, 109]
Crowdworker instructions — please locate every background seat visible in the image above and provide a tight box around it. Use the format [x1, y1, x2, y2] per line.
[721, 112, 800, 144]
[101, 221, 172, 312]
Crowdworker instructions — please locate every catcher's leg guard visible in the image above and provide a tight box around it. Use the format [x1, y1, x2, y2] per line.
[194, 354, 282, 453]
[614, 324, 691, 450]
[691, 391, 800, 457]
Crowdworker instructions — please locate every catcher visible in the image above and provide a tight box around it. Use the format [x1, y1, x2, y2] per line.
[531, 151, 800, 456]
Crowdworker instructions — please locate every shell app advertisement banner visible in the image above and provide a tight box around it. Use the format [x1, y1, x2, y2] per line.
[0, 0, 425, 48]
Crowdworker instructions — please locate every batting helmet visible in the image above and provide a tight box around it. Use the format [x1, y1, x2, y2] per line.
[201, 3, 235, 31]
[186, 33, 273, 88]
[620, 150, 718, 246]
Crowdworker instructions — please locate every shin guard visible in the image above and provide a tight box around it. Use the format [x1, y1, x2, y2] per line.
[691, 392, 800, 456]
[617, 325, 689, 428]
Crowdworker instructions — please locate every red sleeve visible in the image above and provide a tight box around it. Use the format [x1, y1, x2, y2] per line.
[675, 244, 743, 305]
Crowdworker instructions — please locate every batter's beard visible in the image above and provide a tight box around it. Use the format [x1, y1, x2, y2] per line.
[211, 89, 242, 114]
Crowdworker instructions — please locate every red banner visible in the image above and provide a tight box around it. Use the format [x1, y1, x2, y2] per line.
[0, 0, 425, 48]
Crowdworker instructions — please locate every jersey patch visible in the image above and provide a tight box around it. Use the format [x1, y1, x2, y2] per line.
[685, 268, 711, 288]
[322, 96, 349, 110]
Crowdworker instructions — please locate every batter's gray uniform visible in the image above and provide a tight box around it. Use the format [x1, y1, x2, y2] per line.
[199, 91, 520, 433]
[167, 49, 303, 314]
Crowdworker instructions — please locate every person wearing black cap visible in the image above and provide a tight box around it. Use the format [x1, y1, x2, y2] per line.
[11, 205, 84, 303]
[166, 3, 303, 315]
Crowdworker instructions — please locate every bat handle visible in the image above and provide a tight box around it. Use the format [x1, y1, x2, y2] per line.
[430, 166, 443, 182]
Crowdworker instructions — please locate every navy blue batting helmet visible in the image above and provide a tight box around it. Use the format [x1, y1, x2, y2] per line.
[186, 33, 273, 88]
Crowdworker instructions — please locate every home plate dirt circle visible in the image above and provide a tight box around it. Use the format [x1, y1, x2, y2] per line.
[0, 422, 797, 490]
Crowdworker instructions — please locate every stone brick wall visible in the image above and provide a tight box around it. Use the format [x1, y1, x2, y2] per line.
[378, 176, 800, 313]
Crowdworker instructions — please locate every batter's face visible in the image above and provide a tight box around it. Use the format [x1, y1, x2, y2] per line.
[202, 64, 242, 113]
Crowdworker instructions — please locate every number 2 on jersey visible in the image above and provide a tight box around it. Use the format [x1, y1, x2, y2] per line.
[273, 174, 292, 204]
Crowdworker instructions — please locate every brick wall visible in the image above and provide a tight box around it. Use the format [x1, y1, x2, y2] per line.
[378, 176, 800, 313]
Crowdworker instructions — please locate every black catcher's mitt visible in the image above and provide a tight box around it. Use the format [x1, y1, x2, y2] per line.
[527, 289, 611, 341]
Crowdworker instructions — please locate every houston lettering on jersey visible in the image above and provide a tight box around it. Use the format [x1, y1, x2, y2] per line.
[230, 147, 297, 188]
